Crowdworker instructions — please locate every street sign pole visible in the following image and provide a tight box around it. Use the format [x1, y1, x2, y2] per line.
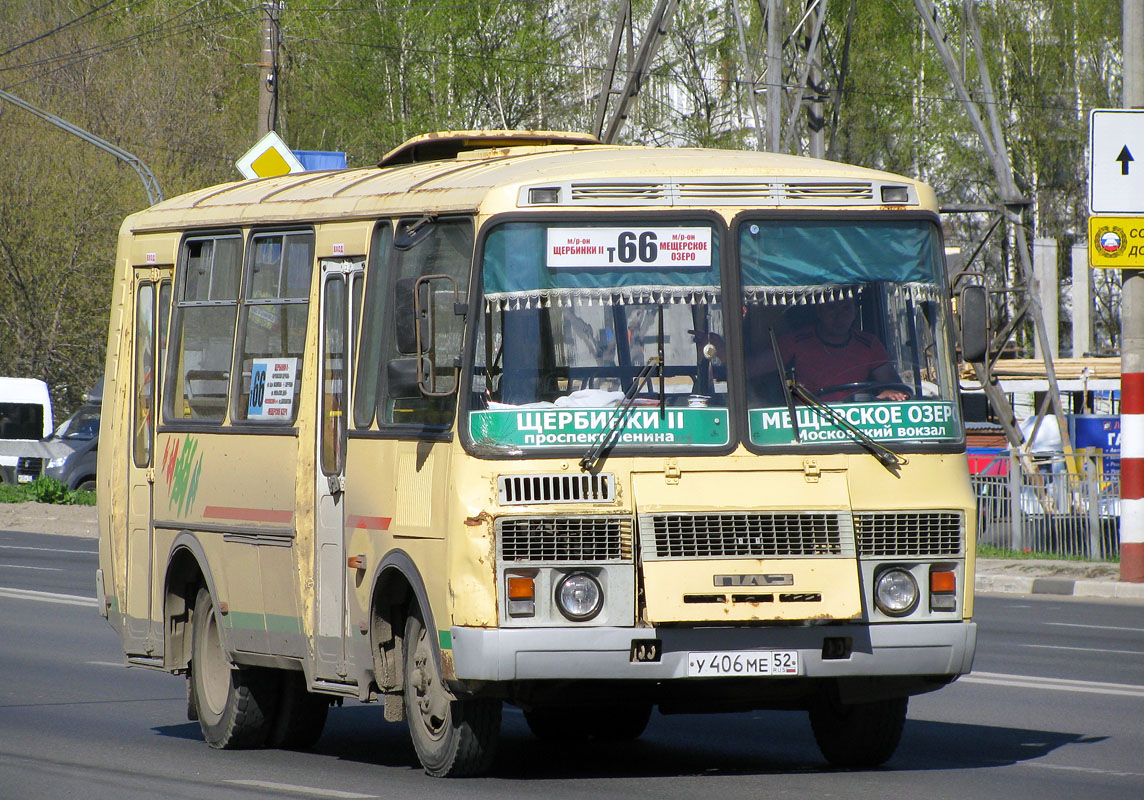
[1120, 0, 1143, 582]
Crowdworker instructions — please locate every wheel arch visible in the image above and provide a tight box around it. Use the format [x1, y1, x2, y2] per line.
[164, 531, 229, 672]
[368, 549, 442, 699]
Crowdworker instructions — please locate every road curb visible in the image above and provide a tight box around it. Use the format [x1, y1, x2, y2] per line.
[976, 575, 1144, 601]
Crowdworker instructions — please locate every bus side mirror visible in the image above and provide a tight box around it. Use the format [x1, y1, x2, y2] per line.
[394, 277, 426, 355]
[387, 357, 427, 399]
[958, 285, 989, 363]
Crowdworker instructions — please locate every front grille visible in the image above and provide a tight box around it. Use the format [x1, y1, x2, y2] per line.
[640, 512, 853, 559]
[854, 511, 964, 557]
[498, 473, 614, 505]
[498, 516, 632, 563]
[16, 456, 43, 480]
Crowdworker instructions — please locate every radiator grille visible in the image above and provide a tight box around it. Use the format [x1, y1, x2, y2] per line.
[854, 511, 964, 557]
[640, 512, 853, 559]
[498, 516, 632, 563]
[498, 473, 614, 505]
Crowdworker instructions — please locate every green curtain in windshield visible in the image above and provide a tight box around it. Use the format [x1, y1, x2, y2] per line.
[739, 220, 941, 288]
[482, 222, 721, 307]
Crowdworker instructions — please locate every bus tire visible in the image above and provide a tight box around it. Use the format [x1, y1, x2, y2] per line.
[191, 587, 276, 749]
[267, 670, 329, 750]
[403, 608, 500, 777]
[808, 694, 908, 768]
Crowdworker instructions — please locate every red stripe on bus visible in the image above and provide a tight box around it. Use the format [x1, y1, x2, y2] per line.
[1122, 373, 1144, 414]
[1122, 457, 1144, 501]
[348, 515, 392, 531]
[203, 506, 294, 524]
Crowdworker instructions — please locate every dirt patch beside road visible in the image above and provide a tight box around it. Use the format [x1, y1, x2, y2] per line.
[0, 502, 98, 538]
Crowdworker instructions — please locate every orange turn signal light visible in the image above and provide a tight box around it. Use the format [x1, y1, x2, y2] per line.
[507, 576, 535, 600]
[930, 570, 957, 594]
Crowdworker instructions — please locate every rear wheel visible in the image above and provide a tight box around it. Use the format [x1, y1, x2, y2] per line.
[403, 608, 500, 777]
[191, 587, 277, 748]
[268, 670, 329, 749]
[809, 695, 908, 768]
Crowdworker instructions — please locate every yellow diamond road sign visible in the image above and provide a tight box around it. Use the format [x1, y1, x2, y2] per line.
[236, 131, 305, 179]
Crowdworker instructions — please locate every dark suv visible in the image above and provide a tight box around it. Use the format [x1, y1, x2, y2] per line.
[19, 404, 100, 492]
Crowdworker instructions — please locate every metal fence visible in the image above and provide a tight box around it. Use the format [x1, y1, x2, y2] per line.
[972, 455, 1121, 561]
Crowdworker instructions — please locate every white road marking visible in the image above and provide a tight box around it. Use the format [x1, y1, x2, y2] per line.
[0, 544, 96, 555]
[0, 587, 97, 607]
[962, 671, 1144, 698]
[1024, 761, 1144, 779]
[1045, 621, 1144, 633]
[0, 564, 64, 571]
[225, 780, 378, 799]
[1023, 643, 1144, 656]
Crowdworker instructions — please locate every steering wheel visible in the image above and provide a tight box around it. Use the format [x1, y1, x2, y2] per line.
[815, 381, 914, 401]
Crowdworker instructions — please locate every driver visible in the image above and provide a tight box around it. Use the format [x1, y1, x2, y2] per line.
[769, 296, 907, 402]
[693, 296, 908, 402]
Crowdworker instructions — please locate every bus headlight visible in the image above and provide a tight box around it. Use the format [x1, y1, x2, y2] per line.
[555, 572, 603, 621]
[874, 568, 919, 617]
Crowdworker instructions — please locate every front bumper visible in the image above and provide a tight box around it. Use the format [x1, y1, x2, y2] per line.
[451, 620, 977, 682]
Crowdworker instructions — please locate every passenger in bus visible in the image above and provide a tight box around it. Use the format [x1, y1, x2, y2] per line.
[693, 296, 909, 403]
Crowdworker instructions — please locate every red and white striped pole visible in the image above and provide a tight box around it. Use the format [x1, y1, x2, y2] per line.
[1124, 374, 1144, 582]
[1122, 0, 1144, 583]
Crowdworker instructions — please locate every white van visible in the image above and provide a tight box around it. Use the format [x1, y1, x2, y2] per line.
[0, 377, 53, 485]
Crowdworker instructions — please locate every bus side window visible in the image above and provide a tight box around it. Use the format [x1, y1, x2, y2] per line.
[231, 231, 313, 423]
[353, 222, 393, 429]
[376, 217, 472, 429]
[132, 283, 155, 466]
[166, 235, 242, 422]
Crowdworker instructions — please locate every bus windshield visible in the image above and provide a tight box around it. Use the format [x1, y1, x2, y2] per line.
[737, 218, 961, 447]
[470, 219, 729, 453]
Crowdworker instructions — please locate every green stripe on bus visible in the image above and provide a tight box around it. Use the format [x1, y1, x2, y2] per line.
[438, 630, 452, 650]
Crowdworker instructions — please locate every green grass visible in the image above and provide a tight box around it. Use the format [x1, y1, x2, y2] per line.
[977, 543, 1117, 563]
[0, 478, 96, 506]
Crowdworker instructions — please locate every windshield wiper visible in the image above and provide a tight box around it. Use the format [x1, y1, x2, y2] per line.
[769, 328, 800, 444]
[580, 356, 662, 472]
[769, 328, 905, 477]
[788, 382, 906, 476]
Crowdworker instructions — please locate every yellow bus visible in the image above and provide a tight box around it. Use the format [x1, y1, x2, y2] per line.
[97, 131, 977, 777]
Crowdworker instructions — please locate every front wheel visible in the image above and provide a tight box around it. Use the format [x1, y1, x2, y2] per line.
[191, 587, 277, 748]
[808, 695, 907, 768]
[403, 608, 500, 777]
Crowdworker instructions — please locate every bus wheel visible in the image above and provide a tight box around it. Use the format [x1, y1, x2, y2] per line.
[403, 608, 500, 777]
[267, 670, 329, 750]
[808, 694, 908, 768]
[191, 587, 276, 749]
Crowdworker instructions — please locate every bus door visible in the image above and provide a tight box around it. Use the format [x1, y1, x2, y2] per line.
[314, 258, 364, 680]
[125, 266, 171, 655]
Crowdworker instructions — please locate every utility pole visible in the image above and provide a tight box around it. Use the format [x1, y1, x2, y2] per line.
[765, 0, 783, 152]
[258, 0, 280, 138]
[1120, 0, 1143, 582]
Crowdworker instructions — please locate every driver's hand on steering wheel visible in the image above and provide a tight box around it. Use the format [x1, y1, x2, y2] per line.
[877, 388, 909, 401]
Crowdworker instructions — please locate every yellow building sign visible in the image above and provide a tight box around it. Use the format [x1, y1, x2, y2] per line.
[1089, 215, 1144, 268]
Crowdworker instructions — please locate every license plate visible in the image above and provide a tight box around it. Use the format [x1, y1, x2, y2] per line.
[17, 474, 33, 484]
[687, 650, 799, 677]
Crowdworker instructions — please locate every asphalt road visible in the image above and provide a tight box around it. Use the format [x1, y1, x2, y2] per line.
[1, 529, 1142, 799]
